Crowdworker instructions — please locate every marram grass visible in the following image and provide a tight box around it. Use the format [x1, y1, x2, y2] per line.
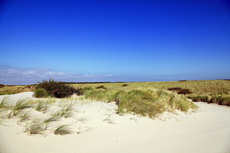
[72, 80, 230, 95]
[12, 99, 30, 116]
[0, 96, 9, 109]
[187, 94, 230, 106]
[24, 118, 46, 135]
[54, 125, 71, 135]
[83, 87, 198, 118]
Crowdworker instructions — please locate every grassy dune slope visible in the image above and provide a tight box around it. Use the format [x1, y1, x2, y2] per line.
[82, 87, 198, 118]
[72, 80, 230, 95]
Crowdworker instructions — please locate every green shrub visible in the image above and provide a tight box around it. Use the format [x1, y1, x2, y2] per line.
[35, 79, 81, 98]
[34, 88, 48, 98]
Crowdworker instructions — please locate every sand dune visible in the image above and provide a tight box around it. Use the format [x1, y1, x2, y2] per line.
[0, 92, 230, 153]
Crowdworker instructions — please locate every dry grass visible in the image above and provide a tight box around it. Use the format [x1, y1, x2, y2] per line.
[83, 87, 198, 118]
[0, 85, 35, 95]
[71, 80, 230, 95]
[1, 80, 229, 96]
[72, 80, 230, 106]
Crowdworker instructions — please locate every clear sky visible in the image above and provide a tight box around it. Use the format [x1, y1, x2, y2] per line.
[0, 0, 230, 84]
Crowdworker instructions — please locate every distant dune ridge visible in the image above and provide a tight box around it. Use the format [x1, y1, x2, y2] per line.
[0, 92, 230, 153]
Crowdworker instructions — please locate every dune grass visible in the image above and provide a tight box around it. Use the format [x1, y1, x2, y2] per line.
[35, 101, 49, 112]
[12, 99, 30, 116]
[24, 119, 46, 135]
[47, 104, 73, 121]
[187, 94, 230, 106]
[45, 97, 57, 104]
[72, 80, 230, 106]
[54, 125, 71, 135]
[19, 111, 31, 122]
[0, 85, 35, 95]
[72, 80, 230, 95]
[0, 96, 74, 135]
[61, 105, 73, 118]
[83, 87, 198, 118]
[43, 116, 58, 123]
[0, 96, 9, 109]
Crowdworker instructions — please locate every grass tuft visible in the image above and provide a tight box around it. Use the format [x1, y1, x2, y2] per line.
[19, 111, 31, 122]
[12, 99, 29, 116]
[24, 118, 46, 134]
[0, 96, 9, 109]
[54, 125, 71, 135]
[43, 116, 58, 123]
[35, 101, 49, 112]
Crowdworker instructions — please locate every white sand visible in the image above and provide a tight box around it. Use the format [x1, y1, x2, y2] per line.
[0, 92, 230, 153]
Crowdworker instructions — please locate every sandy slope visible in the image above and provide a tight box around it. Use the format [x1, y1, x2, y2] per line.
[0, 92, 230, 153]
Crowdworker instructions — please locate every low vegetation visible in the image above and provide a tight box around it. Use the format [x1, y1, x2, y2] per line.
[0, 95, 74, 135]
[72, 80, 230, 95]
[72, 80, 230, 106]
[34, 88, 48, 98]
[0, 96, 8, 109]
[24, 119, 46, 135]
[54, 125, 71, 135]
[0, 84, 35, 95]
[12, 99, 30, 116]
[19, 111, 31, 122]
[82, 87, 197, 118]
[0, 79, 229, 136]
[35, 79, 81, 98]
[187, 94, 230, 106]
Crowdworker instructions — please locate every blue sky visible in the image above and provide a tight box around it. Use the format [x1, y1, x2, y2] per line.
[0, 0, 230, 84]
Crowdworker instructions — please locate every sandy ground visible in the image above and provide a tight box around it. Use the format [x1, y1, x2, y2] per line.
[0, 92, 230, 153]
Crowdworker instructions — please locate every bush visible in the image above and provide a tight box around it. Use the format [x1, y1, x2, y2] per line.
[34, 88, 48, 98]
[95, 85, 107, 89]
[168, 87, 182, 91]
[35, 79, 81, 98]
[0, 84, 5, 88]
[178, 89, 192, 95]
